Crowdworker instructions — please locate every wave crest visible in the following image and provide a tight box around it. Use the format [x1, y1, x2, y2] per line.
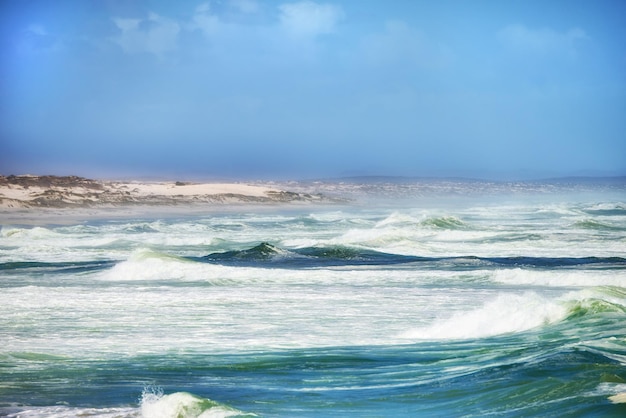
[573, 219, 625, 231]
[201, 243, 419, 267]
[140, 388, 255, 418]
[401, 287, 626, 341]
[401, 292, 568, 340]
[420, 216, 468, 230]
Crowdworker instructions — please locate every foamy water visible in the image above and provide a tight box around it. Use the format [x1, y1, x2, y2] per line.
[1, 181, 625, 416]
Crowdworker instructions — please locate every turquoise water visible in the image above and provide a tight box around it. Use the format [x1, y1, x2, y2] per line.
[1, 183, 625, 416]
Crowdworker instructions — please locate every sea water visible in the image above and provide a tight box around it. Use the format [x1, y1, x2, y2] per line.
[1, 180, 625, 417]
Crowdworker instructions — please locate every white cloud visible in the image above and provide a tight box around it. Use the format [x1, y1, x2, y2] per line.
[189, 2, 224, 36]
[498, 24, 588, 55]
[278, 1, 343, 38]
[113, 18, 141, 33]
[196, 3, 211, 14]
[190, 1, 259, 37]
[17, 24, 63, 55]
[362, 20, 453, 70]
[230, 0, 259, 14]
[109, 2, 341, 60]
[112, 12, 180, 57]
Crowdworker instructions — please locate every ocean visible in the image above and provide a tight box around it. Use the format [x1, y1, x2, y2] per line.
[1, 179, 625, 417]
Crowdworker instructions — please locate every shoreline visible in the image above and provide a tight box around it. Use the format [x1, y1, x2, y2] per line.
[2, 174, 625, 226]
[0, 175, 345, 225]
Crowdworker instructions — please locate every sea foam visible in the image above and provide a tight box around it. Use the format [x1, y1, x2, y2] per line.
[401, 292, 568, 340]
[492, 268, 626, 287]
[140, 389, 253, 418]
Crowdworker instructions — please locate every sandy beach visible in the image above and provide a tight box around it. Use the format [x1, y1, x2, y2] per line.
[0, 175, 335, 224]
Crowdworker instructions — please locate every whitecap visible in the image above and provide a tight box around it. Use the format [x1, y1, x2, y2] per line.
[140, 388, 255, 417]
[400, 292, 568, 340]
[492, 268, 626, 287]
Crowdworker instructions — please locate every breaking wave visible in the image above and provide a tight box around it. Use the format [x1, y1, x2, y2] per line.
[140, 388, 255, 418]
[198, 243, 626, 269]
[573, 219, 626, 231]
[401, 287, 626, 341]
[0, 389, 254, 418]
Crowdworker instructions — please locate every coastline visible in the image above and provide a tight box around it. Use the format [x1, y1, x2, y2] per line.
[0, 175, 342, 225]
[2, 174, 624, 225]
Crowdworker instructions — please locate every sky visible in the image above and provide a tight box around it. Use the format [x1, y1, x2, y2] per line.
[1, 0, 625, 180]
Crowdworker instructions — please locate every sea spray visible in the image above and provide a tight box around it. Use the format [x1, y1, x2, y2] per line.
[140, 388, 253, 418]
[401, 292, 569, 340]
[2, 182, 625, 416]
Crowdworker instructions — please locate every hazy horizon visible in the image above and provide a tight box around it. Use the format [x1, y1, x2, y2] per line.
[1, 1, 625, 181]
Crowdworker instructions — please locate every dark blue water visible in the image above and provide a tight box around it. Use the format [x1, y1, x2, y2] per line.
[1, 191, 625, 417]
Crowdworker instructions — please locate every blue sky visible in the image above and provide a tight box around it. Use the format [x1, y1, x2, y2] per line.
[1, 0, 625, 180]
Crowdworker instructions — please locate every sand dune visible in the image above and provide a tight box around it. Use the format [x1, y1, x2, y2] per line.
[0, 175, 329, 209]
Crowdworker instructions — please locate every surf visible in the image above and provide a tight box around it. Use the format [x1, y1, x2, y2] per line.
[1, 184, 625, 416]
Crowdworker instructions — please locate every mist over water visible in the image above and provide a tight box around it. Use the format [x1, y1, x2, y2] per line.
[1, 180, 625, 417]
